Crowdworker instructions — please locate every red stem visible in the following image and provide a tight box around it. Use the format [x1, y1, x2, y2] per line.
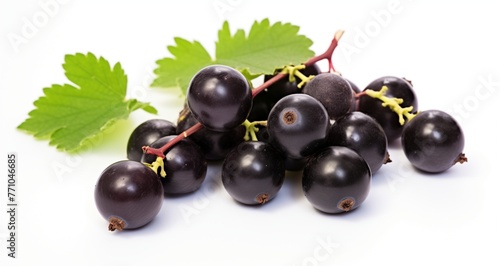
[354, 91, 367, 99]
[252, 30, 344, 97]
[251, 73, 287, 97]
[143, 30, 345, 159]
[142, 122, 203, 158]
[305, 29, 344, 72]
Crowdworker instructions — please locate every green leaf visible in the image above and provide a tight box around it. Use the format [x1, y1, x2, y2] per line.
[18, 52, 157, 152]
[216, 19, 314, 75]
[151, 38, 214, 95]
[152, 19, 314, 95]
[239, 68, 263, 82]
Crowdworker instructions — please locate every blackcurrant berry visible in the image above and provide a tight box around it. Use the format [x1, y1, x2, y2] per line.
[327, 111, 389, 174]
[177, 107, 246, 161]
[142, 135, 207, 195]
[222, 141, 285, 205]
[267, 93, 330, 159]
[187, 65, 252, 132]
[358, 76, 417, 143]
[126, 119, 176, 162]
[302, 146, 371, 214]
[401, 110, 467, 173]
[302, 73, 354, 120]
[94, 160, 163, 231]
[264, 64, 321, 103]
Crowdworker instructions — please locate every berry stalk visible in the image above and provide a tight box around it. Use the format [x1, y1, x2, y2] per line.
[251, 30, 344, 97]
[356, 86, 417, 125]
[143, 30, 345, 158]
[142, 122, 203, 158]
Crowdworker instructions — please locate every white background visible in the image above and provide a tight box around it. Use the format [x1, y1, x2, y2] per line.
[1, 0, 499, 265]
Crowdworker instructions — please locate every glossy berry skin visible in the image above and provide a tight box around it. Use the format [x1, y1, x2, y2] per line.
[303, 73, 354, 120]
[177, 108, 246, 161]
[126, 119, 176, 162]
[327, 111, 388, 174]
[94, 160, 163, 230]
[142, 135, 207, 195]
[358, 76, 417, 143]
[401, 110, 465, 173]
[302, 146, 371, 214]
[222, 141, 285, 205]
[187, 65, 252, 132]
[264, 64, 321, 103]
[267, 93, 330, 159]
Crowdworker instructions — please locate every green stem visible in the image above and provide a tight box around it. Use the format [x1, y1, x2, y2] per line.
[362, 86, 417, 125]
[143, 156, 167, 178]
[281, 65, 303, 82]
[279, 65, 315, 89]
[243, 120, 268, 141]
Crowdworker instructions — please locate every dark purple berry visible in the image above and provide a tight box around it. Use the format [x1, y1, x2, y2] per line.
[142, 135, 207, 195]
[302, 146, 371, 214]
[327, 111, 389, 173]
[264, 64, 321, 103]
[303, 73, 354, 120]
[177, 107, 245, 161]
[94, 160, 163, 231]
[222, 141, 285, 205]
[187, 65, 252, 132]
[127, 119, 176, 161]
[267, 93, 330, 159]
[358, 76, 417, 143]
[401, 110, 466, 173]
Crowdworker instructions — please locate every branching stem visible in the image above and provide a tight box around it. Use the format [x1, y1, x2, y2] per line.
[357, 86, 417, 125]
[143, 156, 167, 177]
[144, 30, 345, 158]
[279, 65, 314, 89]
[142, 122, 203, 159]
[243, 120, 268, 141]
[251, 30, 344, 97]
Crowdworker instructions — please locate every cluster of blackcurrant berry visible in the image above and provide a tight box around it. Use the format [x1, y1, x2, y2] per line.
[94, 39, 467, 231]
